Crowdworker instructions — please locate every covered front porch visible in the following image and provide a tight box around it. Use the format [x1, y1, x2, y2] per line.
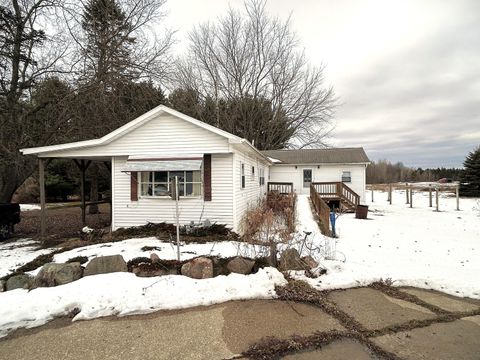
[36, 156, 113, 240]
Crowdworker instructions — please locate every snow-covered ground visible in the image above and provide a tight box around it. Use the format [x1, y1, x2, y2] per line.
[1, 189, 478, 338]
[19, 204, 40, 211]
[0, 239, 54, 277]
[295, 191, 480, 299]
[0, 268, 286, 338]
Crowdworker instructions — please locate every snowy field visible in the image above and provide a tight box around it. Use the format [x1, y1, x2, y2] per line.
[295, 190, 480, 299]
[0, 239, 53, 277]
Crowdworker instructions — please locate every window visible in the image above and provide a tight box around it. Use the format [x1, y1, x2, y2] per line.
[342, 171, 351, 183]
[259, 167, 265, 186]
[241, 163, 245, 189]
[139, 171, 202, 197]
[251, 166, 255, 180]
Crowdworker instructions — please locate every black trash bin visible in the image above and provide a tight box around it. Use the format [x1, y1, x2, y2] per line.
[355, 205, 368, 219]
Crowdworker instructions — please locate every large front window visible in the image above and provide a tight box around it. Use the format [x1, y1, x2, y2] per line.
[140, 171, 202, 197]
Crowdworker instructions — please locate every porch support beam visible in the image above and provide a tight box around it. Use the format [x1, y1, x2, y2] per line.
[73, 159, 92, 226]
[39, 158, 46, 240]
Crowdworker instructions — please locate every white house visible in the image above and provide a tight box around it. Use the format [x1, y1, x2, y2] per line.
[263, 148, 370, 202]
[21, 105, 369, 233]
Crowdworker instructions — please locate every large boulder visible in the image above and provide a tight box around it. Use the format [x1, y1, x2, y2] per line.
[150, 253, 160, 264]
[34, 262, 83, 287]
[6, 274, 33, 291]
[181, 257, 213, 279]
[227, 257, 255, 274]
[279, 249, 306, 271]
[84, 255, 128, 276]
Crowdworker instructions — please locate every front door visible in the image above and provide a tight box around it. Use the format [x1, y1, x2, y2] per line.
[303, 169, 313, 190]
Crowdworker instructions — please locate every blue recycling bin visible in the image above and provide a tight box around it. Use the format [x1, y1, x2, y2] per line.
[330, 211, 336, 237]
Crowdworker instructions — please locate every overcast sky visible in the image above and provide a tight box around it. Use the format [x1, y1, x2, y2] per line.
[164, 0, 479, 168]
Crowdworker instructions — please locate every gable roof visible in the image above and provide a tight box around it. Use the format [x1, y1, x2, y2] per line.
[20, 105, 269, 162]
[262, 148, 370, 164]
[21, 105, 244, 155]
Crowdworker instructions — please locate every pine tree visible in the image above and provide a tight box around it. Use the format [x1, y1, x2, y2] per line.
[81, 0, 136, 85]
[460, 146, 480, 197]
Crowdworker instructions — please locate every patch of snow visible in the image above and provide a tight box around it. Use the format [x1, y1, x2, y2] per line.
[0, 239, 53, 277]
[267, 157, 282, 163]
[0, 267, 286, 338]
[293, 192, 480, 299]
[19, 204, 40, 211]
[82, 226, 94, 234]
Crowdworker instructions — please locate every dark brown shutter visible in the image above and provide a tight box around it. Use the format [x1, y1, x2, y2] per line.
[131, 172, 138, 201]
[204, 154, 212, 201]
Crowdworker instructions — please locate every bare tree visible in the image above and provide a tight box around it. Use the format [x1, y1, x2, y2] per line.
[174, 0, 335, 149]
[0, 0, 70, 202]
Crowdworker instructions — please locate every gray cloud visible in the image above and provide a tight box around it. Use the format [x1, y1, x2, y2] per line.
[333, 3, 480, 167]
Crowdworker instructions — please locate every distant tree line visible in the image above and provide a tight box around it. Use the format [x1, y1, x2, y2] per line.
[366, 159, 464, 184]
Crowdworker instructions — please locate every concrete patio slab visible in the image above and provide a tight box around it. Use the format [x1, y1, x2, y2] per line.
[222, 299, 344, 353]
[282, 339, 378, 359]
[373, 315, 480, 360]
[399, 287, 480, 313]
[327, 288, 436, 330]
[0, 305, 234, 360]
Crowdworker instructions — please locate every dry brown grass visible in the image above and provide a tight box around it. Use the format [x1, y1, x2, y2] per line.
[15, 204, 111, 241]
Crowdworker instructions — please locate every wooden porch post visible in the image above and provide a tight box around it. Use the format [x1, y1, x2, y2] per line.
[39, 158, 46, 240]
[80, 161, 86, 226]
[74, 160, 91, 227]
[103, 161, 112, 230]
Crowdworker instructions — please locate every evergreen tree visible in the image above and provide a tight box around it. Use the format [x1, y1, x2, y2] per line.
[460, 146, 480, 197]
[81, 0, 136, 85]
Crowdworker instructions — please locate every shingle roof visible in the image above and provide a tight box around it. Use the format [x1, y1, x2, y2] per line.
[261, 147, 370, 164]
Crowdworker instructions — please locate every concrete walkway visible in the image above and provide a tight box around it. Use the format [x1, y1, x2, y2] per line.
[0, 288, 479, 359]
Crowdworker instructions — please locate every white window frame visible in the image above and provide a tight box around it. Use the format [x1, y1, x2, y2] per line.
[259, 167, 265, 186]
[139, 170, 203, 198]
[341, 171, 352, 183]
[241, 162, 245, 189]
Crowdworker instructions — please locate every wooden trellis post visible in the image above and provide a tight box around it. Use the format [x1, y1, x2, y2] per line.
[405, 183, 409, 204]
[371, 187, 374, 202]
[435, 187, 439, 211]
[456, 185, 460, 211]
[409, 186, 413, 208]
[388, 184, 392, 205]
[428, 185, 432, 207]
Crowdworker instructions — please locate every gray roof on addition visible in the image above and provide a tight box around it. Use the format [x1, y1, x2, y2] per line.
[262, 147, 370, 165]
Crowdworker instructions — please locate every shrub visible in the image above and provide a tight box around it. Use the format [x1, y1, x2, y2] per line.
[240, 193, 297, 265]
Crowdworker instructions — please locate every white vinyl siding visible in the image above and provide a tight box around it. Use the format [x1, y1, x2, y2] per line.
[112, 154, 234, 230]
[269, 164, 367, 203]
[233, 150, 270, 232]
[41, 113, 230, 158]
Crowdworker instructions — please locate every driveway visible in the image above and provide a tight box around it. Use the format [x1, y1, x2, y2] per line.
[0, 287, 479, 359]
